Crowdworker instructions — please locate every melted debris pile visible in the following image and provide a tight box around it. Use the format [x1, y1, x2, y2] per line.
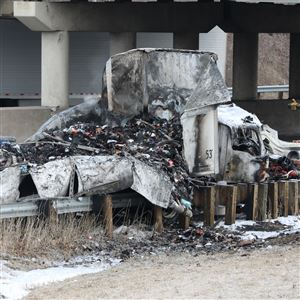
[76, 217, 300, 260]
[0, 114, 211, 201]
[268, 156, 300, 180]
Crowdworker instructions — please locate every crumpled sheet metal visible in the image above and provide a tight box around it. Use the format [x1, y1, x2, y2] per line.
[102, 48, 230, 118]
[0, 166, 20, 204]
[217, 104, 262, 129]
[27, 98, 105, 142]
[261, 125, 300, 158]
[70, 155, 173, 208]
[182, 54, 230, 119]
[27, 155, 173, 208]
[30, 158, 73, 199]
[131, 158, 173, 209]
[71, 156, 133, 194]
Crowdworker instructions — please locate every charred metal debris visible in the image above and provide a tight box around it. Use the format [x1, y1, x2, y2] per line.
[1, 109, 299, 194]
[1, 49, 300, 215]
[0, 113, 213, 203]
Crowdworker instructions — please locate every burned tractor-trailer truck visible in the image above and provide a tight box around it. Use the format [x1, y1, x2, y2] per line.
[1, 49, 299, 221]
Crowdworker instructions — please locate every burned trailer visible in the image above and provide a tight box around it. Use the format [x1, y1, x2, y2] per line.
[1, 49, 232, 219]
[1, 48, 300, 223]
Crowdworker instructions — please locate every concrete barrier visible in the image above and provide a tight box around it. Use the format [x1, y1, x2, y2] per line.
[0, 106, 54, 142]
[234, 100, 300, 140]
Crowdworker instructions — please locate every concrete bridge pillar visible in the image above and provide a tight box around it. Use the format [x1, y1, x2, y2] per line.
[41, 31, 69, 107]
[232, 33, 258, 100]
[173, 33, 199, 50]
[289, 33, 300, 99]
[109, 32, 136, 56]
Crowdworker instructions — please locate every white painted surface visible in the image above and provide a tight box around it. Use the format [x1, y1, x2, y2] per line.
[199, 26, 227, 78]
[197, 109, 219, 175]
[182, 108, 219, 176]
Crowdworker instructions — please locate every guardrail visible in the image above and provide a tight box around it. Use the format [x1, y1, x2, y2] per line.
[228, 85, 289, 99]
[0, 192, 145, 220]
[0, 198, 93, 219]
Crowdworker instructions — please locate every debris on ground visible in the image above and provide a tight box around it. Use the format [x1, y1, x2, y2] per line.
[78, 215, 300, 259]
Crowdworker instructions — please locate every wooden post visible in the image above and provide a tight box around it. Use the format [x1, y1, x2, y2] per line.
[237, 183, 248, 204]
[247, 183, 258, 220]
[268, 182, 279, 219]
[38, 200, 58, 224]
[154, 205, 163, 233]
[257, 183, 268, 221]
[278, 181, 289, 217]
[103, 195, 113, 238]
[204, 186, 216, 227]
[193, 188, 205, 209]
[225, 185, 238, 225]
[49, 200, 59, 225]
[298, 180, 300, 215]
[180, 214, 190, 230]
[288, 180, 299, 215]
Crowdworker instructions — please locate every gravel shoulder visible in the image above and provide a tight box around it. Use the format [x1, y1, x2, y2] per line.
[26, 245, 300, 300]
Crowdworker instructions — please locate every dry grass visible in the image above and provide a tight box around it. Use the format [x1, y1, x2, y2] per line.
[0, 204, 153, 262]
[0, 214, 102, 260]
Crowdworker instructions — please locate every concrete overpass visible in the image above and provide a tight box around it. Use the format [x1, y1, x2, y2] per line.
[0, 0, 300, 141]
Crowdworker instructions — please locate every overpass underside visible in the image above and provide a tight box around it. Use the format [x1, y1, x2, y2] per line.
[0, 0, 300, 140]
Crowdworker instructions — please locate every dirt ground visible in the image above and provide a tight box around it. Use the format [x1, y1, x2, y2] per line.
[26, 245, 300, 300]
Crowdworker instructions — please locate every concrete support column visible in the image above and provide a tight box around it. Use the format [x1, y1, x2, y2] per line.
[109, 32, 136, 56]
[173, 33, 199, 50]
[289, 33, 300, 99]
[232, 33, 258, 100]
[42, 31, 69, 107]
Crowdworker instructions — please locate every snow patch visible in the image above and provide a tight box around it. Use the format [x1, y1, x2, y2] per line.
[275, 216, 300, 229]
[217, 216, 300, 241]
[241, 231, 280, 241]
[217, 104, 262, 128]
[0, 258, 120, 300]
[216, 219, 256, 230]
